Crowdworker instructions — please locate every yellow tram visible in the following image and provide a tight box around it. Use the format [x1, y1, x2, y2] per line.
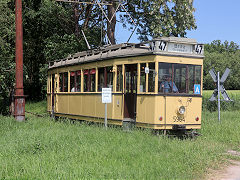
[47, 37, 204, 130]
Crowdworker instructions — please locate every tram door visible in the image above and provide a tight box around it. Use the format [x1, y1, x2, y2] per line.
[124, 64, 137, 119]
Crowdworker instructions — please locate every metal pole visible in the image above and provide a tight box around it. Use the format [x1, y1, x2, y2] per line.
[15, 0, 25, 122]
[105, 103, 107, 129]
[217, 72, 220, 122]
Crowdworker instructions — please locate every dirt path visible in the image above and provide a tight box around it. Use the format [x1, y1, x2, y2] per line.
[208, 150, 240, 180]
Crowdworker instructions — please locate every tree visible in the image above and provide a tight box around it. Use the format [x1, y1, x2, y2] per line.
[1, 0, 102, 103]
[60, 0, 197, 44]
[203, 40, 240, 90]
[120, 0, 196, 41]
[0, 0, 197, 114]
[0, 0, 15, 115]
[21, 0, 102, 100]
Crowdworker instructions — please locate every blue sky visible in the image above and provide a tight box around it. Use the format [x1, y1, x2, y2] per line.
[116, 0, 240, 45]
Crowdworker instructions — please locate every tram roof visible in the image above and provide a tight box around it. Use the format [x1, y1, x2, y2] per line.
[48, 37, 204, 69]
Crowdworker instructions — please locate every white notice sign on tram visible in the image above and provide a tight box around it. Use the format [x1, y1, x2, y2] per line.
[102, 88, 112, 103]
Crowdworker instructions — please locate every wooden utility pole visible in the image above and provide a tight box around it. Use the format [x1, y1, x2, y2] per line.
[15, 0, 25, 121]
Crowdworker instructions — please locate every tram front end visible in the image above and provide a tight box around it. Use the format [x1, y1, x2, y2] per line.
[160, 95, 202, 130]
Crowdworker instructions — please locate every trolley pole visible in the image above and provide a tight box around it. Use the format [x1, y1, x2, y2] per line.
[15, 0, 25, 121]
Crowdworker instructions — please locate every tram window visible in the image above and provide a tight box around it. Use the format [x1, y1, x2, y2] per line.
[188, 65, 201, 94]
[107, 66, 113, 90]
[90, 69, 96, 92]
[174, 64, 187, 93]
[63, 72, 68, 92]
[59, 72, 68, 92]
[76, 70, 81, 92]
[116, 65, 123, 92]
[70, 71, 81, 92]
[98, 67, 113, 91]
[98, 68, 105, 91]
[83, 69, 96, 92]
[84, 70, 89, 92]
[59, 73, 63, 92]
[159, 62, 202, 94]
[70, 71, 76, 92]
[148, 63, 155, 92]
[158, 63, 175, 93]
[140, 63, 146, 92]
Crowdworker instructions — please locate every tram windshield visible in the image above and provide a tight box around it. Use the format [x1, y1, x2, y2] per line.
[158, 63, 201, 94]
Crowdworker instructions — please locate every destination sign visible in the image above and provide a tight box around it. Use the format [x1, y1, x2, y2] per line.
[168, 43, 192, 54]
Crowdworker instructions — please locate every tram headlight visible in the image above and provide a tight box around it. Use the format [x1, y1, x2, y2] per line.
[178, 106, 185, 115]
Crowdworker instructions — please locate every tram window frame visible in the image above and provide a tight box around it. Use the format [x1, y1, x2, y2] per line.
[59, 72, 68, 92]
[97, 66, 113, 92]
[188, 65, 201, 94]
[158, 62, 202, 94]
[83, 70, 89, 92]
[98, 67, 105, 91]
[116, 65, 123, 92]
[70, 70, 81, 92]
[140, 63, 146, 93]
[148, 62, 155, 92]
[106, 66, 113, 90]
[90, 69, 96, 92]
[83, 68, 96, 92]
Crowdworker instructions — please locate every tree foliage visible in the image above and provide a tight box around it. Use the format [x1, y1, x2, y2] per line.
[21, 0, 102, 100]
[0, 0, 15, 115]
[0, 0, 102, 114]
[66, 0, 197, 43]
[0, 0, 197, 115]
[204, 40, 240, 90]
[122, 0, 196, 41]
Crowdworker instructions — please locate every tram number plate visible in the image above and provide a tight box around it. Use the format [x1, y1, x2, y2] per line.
[173, 116, 185, 122]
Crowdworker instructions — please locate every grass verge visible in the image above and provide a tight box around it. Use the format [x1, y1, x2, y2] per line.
[202, 90, 240, 111]
[0, 102, 239, 179]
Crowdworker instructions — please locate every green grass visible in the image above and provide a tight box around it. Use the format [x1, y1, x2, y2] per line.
[202, 90, 240, 111]
[25, 101, 47, 116]
[0, 101, 239, 179]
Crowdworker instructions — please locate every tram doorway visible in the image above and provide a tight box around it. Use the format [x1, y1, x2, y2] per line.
[124, 64, 137, 120]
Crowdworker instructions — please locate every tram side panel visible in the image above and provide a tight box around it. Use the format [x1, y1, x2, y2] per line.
[154, 96, 167, 129]
[68, 95, 83, 115]
[112, 94, 124, 121]
[136, 95, 158, 128]
[55, 93, 122, 125]
[56, 94, 69, 115]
